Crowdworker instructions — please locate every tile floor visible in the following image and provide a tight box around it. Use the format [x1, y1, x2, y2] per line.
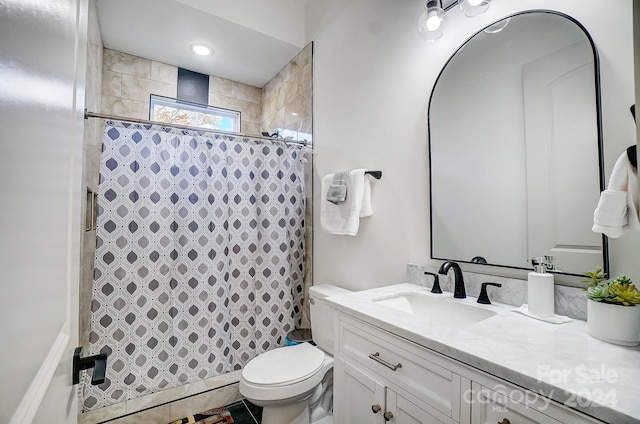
[168, 399, 262, 424]
[222, 400, 263, 424]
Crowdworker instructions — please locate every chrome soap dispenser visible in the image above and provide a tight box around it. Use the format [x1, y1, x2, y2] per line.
[527, 256, 555, 318]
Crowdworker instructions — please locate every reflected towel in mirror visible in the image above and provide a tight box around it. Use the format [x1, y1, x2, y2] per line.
[592, 152, 640, 238]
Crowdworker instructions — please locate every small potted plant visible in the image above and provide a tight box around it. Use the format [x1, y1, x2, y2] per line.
[583, 267, 640, 346]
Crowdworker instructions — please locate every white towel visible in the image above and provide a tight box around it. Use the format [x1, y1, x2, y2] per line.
[321, 169, 373, 235]
[592, 152, 640, 238]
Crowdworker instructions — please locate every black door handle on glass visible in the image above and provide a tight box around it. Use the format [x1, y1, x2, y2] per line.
[73, 346, 108, 385]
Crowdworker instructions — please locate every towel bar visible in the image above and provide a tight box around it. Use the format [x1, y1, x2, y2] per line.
[365, 171, 382, 179]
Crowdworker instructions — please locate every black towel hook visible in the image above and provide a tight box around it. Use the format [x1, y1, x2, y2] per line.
[365, 170, 382, 179]
[629, 105, 637, 168]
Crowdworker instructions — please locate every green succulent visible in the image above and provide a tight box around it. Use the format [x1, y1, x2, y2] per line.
[609, 282, 640, 306]
[584, 274, 640, 306]
[612, 276, 633, 286]
[585, 283, 614, 302]
[581, 266, 608, 288]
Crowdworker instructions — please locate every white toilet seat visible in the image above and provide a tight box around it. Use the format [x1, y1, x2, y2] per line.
[240, 343, 334, 402]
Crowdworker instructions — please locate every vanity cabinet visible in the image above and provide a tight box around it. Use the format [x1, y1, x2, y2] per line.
[334, 316, 461, 423]
[335, 359, 451, 424]
[469, 382, 562, 424]
[334, 360, 385, 424]
[334, 314, 604, 424]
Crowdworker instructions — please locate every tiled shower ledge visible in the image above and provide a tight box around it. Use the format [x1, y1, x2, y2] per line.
[78, 370, 242, 424]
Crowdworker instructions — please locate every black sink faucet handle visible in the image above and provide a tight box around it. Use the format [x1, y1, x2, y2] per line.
[477, 282, 502, 304]
[424, 272, 442, 294]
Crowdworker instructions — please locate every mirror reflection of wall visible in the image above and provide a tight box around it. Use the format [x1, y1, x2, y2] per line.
[429, 12, 605, 276]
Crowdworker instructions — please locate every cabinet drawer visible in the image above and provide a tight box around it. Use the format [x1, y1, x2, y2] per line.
[338, 316, 461, 421]
[470, 382, 562, 424]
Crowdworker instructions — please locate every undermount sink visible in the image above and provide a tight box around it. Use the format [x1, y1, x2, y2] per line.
[373, 292, 497, 327]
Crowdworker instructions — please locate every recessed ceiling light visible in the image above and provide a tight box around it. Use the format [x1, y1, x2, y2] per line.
[190, 43, 213, 56]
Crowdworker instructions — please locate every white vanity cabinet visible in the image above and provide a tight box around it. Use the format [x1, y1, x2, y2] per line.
[333, 314, 604, 424]
[469, 382, 562, 424]
[335, 359, 452, 424]
[334, 359, 386, 424]
[334, 316, 462, 424]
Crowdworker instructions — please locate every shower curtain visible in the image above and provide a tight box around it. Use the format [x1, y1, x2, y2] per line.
[82, 121, 306, 410]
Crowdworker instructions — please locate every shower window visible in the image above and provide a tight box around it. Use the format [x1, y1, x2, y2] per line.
[150, 95, 241, 132]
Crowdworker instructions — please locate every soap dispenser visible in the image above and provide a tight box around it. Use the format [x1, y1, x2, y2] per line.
[527, 256, 555, 318]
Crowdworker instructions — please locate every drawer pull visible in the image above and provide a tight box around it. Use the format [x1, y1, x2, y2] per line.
[383, 411, 394, 421]
[372, 404, 381, 414]
[369, 352, 402, 371]
[498, 419, 511, 424]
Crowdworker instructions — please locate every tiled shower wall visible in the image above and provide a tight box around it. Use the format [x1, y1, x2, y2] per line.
[261, 43, 314, 327]
[78, 40, 314, 371]
[100, 49, 263, 135]
[261, 43, 313, 140]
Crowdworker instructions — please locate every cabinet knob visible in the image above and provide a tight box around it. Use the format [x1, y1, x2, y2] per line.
[383, 411, 394, 421]
[498, 419, 511, 424]
[371, 404, 381, 414]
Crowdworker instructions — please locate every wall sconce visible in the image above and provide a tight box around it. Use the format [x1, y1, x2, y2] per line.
[458, 0, 491, 18]
[419, 0, 492, 41]
[418, 0, 446, 41]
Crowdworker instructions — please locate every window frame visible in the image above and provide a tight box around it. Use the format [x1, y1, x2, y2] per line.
[149, 94, 241, 132]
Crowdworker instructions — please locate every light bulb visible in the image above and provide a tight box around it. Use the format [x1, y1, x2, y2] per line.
[190, 43, 213, 56]
[426, 11, 442, 31]
[458, 0, 490, 17]
[418, 0, 445, 41]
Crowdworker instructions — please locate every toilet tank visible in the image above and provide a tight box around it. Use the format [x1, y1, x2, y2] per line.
[309, 285, 352, 354]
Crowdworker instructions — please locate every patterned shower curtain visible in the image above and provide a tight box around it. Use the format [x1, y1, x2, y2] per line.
[82, 121, 306, 410]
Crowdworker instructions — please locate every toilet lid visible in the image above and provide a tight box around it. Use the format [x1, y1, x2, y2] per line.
[242, 343, 326, 386]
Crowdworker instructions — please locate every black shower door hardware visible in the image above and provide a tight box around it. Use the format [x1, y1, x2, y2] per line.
[73, 346, 108, 385]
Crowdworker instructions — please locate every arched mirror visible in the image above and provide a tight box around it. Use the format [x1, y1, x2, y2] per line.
[429, 11, 607, 277]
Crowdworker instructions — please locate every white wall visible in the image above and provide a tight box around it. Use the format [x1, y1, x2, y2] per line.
[308, 0, 638, 291]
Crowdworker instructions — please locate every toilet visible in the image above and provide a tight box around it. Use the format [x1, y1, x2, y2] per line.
[239, 285, 351, 424]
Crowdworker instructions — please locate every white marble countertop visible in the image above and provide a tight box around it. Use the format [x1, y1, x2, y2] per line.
[326, 283, 640, 424]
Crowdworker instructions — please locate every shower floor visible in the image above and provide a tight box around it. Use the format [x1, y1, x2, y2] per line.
[78, 371, 248, 424]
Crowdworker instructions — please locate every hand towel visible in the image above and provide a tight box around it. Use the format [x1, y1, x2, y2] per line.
[592, 152, 640, 238]
[326, 170, 349, 204]
[321, 169, 373, 235]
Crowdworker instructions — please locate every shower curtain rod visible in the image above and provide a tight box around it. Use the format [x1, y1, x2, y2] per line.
[84, 110, 309, 147]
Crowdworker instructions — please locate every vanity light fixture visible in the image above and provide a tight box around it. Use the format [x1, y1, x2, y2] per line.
[458, 0, 491, 18]
[190, 43, 213, 56]
[418, 0, 446, 41]
[419, 0, 494, 41]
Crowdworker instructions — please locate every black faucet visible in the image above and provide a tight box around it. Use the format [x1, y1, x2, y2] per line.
[438, 261, 466, 299]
